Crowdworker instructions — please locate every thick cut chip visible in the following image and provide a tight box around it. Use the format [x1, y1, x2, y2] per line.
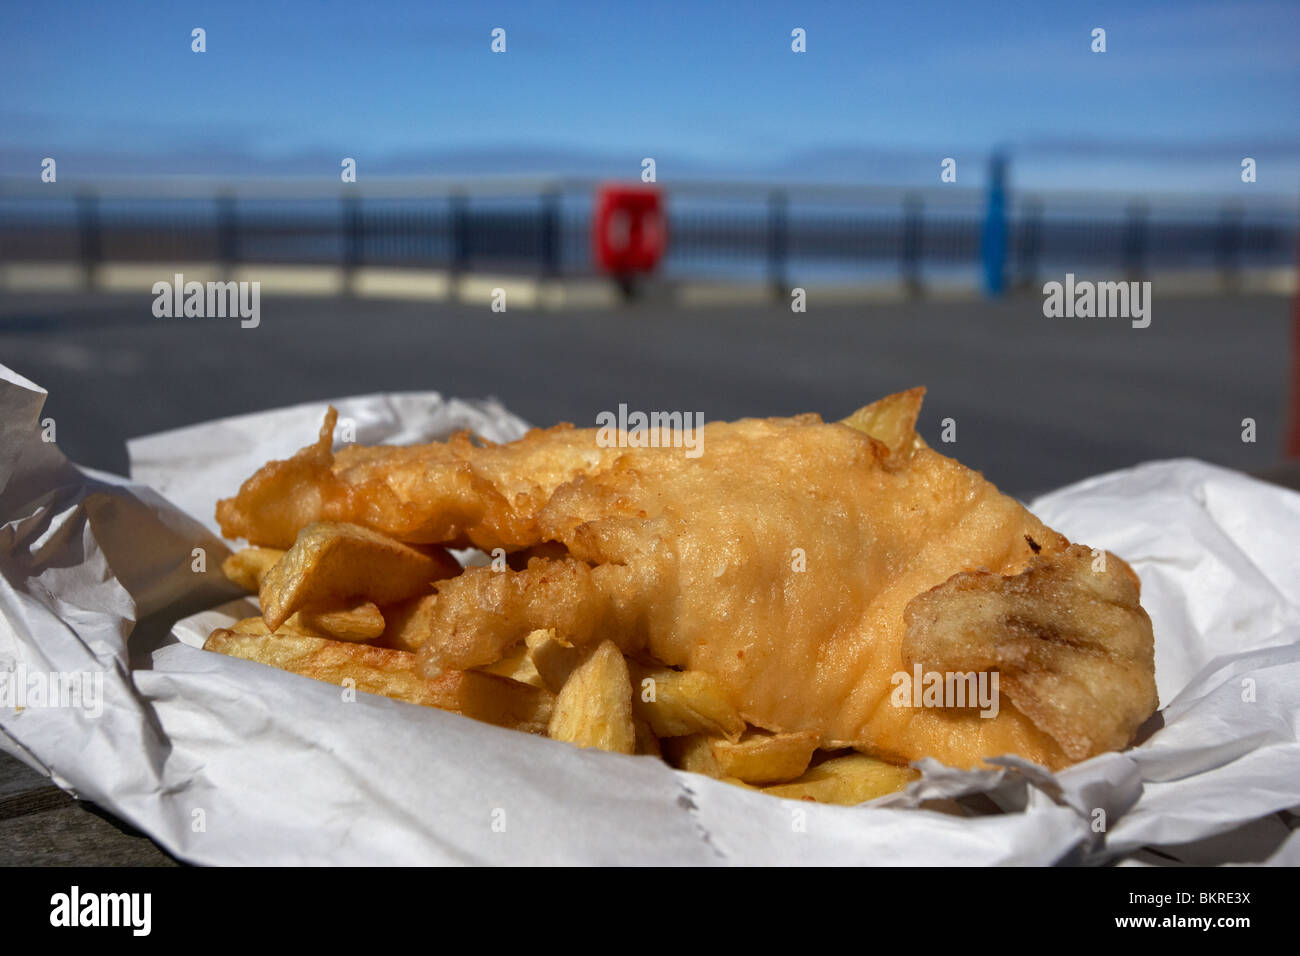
[708, 730, 819, 784]
[260, 521, 460, 630]
[633, 717, 662, 757]
[476, 628, 582, 692]
[232, 616, 317, 638]
[628, 661, 745, 740]
[294, 601, 385, 642]
[662, 734, 724, 778]
[378, 593, 438, 653]
[761, 754, 919, 805]
[477, 633, 545, 688]
[221, 547, 285, 592]
[232, 610, 383, 643]
[839, 386, 926, 465]
[525, 628, 586, 694]
[546, 641, 636, 754]
[204, 628, 552, 732]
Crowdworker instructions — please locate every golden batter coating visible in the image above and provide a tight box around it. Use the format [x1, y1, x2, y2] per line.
[215, 389, 1157, 770]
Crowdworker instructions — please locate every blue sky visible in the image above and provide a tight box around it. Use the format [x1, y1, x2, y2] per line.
[2, 0, 1297, 193]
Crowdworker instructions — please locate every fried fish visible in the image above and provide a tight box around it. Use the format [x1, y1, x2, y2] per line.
[216, 389, 1157, 770]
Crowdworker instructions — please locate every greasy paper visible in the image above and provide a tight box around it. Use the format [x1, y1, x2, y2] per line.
[1, 363, 1297, 865]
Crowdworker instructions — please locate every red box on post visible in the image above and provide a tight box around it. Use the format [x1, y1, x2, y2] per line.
[592, 184, 666, 277]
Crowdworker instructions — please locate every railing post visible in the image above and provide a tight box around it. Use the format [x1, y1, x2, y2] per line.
[540, 187, 561, 280]
[75, 189, 101, 290]
[1215, 203, 1243, 291]
[216, 191, 238, 279]
[342, 193, 362, 296]
[980, 154, 1008, 297]
[767, 188, 788, 302]
[901, 192, 924, 297]
[1015, 196, 1043, 290]
[1123, 199, 1148, 282]
[449, 190, 468, 299]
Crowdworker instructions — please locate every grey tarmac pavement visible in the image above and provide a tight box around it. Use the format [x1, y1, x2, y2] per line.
[0, 288, 1292, 499]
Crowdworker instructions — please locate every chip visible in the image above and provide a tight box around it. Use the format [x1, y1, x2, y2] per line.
[260, 522, 459, 630]
[204, 628, 552, 733]
[628, 660, 744, 740]
[221, 546, 285, 592]
[546, 641, 636, 754]
[761, 753, 920, 805]
[707, 730, 819, 784]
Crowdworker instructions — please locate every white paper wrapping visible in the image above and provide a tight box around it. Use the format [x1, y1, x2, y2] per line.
[1, 362, 1297, 865]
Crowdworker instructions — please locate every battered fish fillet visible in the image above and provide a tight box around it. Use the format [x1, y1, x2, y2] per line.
[216, 389, 1157, 770]
[216, 408, 620, 551]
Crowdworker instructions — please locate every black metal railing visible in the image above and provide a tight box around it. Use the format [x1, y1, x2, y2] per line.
[0, 175, 1294, 297]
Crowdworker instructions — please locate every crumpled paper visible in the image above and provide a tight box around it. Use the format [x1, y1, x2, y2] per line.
[1, 362, 1297, 865]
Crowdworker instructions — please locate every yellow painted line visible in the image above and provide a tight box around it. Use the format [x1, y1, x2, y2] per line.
[0, 261, 1289, 304]
[539, 279, 620, 309]
[230, 265, 345, 296]
[0, 263, 85, 291]
[352, 268, 451, 300]
[98, 262, 225, 292]
[455, 275, 540, 309]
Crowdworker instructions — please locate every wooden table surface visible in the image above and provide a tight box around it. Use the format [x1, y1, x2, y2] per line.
[0, 751, 178, 866]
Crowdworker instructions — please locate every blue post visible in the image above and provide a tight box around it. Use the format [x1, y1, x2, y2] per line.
[981, 153, 1007, 297]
